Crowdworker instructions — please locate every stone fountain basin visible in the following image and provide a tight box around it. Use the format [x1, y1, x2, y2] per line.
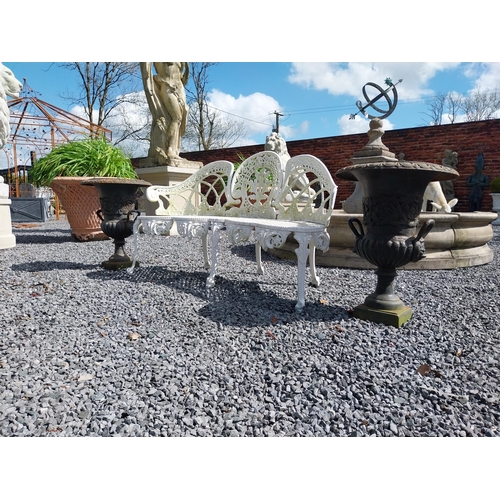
[267, 209, 498, 270]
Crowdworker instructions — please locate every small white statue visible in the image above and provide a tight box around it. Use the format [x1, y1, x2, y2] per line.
[0, 175, 8, 198]
[265, 131, 315, 201]
[0, 62, 23, 149]
[422, 181, 458, 213]
[265, 131, 291, 164]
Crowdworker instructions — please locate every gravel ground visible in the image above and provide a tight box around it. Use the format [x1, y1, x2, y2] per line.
[1, 218, 499, 437]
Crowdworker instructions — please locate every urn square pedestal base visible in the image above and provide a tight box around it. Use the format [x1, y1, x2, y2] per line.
[0, 198, 16, 249]
[353, 304, 413, 328]
[102, 257, 138, 271]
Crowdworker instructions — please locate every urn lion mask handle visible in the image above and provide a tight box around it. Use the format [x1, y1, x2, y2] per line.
[336, 115, 459, 327]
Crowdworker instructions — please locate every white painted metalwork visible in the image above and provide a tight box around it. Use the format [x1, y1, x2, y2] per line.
[146, 159, 236, 216]
[128, 151, 338, 312]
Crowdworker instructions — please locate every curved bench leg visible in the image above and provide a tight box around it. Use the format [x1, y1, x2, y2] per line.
[293, 232, 312, 312]
[309, 242, 320, 287]
[202, 233, 210, 270]
[127, 219, 141, 275]
[206, 222, 224, 288]
[256, 241, 264, 275]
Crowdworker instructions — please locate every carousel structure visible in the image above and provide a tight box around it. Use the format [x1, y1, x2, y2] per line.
[3, 80, 111, 203]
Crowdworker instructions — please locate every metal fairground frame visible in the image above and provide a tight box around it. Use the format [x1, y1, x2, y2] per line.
[3, 80, 111, 216]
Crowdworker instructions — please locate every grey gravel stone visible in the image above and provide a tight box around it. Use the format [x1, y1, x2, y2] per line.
[0, 218, 499, 437]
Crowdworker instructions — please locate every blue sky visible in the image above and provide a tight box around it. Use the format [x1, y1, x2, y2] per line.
[3, 62, 499, 155]
[2, 3, 498, 169]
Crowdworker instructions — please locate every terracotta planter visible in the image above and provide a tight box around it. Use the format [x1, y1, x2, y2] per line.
[50, 177, 108, 241]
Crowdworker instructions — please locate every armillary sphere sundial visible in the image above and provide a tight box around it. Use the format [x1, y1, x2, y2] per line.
[350, 77, 403, 120]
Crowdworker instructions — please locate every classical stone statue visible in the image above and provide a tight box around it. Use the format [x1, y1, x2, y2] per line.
[466, 152, 489, 211]
[0, 62, 23, 149]
[0, 62, 22, 249]
[140, 62, 190, 166]
[443, 149, 458, 169]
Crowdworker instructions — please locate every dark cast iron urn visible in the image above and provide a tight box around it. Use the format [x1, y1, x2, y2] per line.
[336, 119, 459, 327]
[81, 177, 151, 270]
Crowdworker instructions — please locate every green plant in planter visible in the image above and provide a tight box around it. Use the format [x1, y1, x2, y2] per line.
[489, 177, 500, 193]
[31, 136, 137, 186]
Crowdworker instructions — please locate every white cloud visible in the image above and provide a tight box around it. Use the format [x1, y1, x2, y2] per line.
[206, 89, 307, 144]
[440, 113, 467, 125]
[69, 89, 297, 151]
[338, 114, 370, 135]
[69, 104, 93, 122]
[467, 62, 500, 91]
[288, 62, 461, 101]
[208, 89, 278, 137]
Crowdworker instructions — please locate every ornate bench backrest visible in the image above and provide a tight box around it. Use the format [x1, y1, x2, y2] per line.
[146, 160, 236, 216]
[227, 151, 283, 219]
[276, 154, 338, 226]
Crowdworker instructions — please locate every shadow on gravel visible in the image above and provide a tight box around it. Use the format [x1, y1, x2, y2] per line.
[12, 227, 75, 244]
[231, 243, 296, 263]
[87, 265, 347, 327]
[230, 243, 285, 263]
[11, 261, 98, 272]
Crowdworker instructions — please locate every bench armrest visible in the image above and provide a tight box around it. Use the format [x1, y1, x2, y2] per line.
[147, 160, 236, 216]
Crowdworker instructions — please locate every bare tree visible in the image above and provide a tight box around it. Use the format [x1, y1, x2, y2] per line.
[424, 92, 461, 125]
[424, 87, 500, 125]
[460, 87, 500, 121]
[59, 62, 149, 150]
[445, 91, 461, 124]
[183, 62, 247, 151]
[424, 93, 447, 125]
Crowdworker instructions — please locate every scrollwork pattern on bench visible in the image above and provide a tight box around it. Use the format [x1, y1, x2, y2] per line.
[176, 220, 210, 239]
[312, 231, 331, 252]
[254, 227, 291, 251]
[225, 223, 253, 245]
[129, 151, 338, 311]
[142, 219, 174, 236]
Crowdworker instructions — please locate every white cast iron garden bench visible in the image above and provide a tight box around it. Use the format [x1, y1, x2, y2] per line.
[128, 151, 338, 311]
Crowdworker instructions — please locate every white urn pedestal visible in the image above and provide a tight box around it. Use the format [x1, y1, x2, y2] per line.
[0, 176, 16, 249]
[490, 193, 500, 225]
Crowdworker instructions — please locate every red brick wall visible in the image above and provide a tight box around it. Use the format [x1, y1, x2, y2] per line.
[133, 119, 500, 211]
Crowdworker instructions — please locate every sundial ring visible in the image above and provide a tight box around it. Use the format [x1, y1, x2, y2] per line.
[359, 81, 400, 120]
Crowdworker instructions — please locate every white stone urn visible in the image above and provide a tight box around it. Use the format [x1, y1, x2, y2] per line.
[0, 175, 16, 249]
[490, 193, 500, 225]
